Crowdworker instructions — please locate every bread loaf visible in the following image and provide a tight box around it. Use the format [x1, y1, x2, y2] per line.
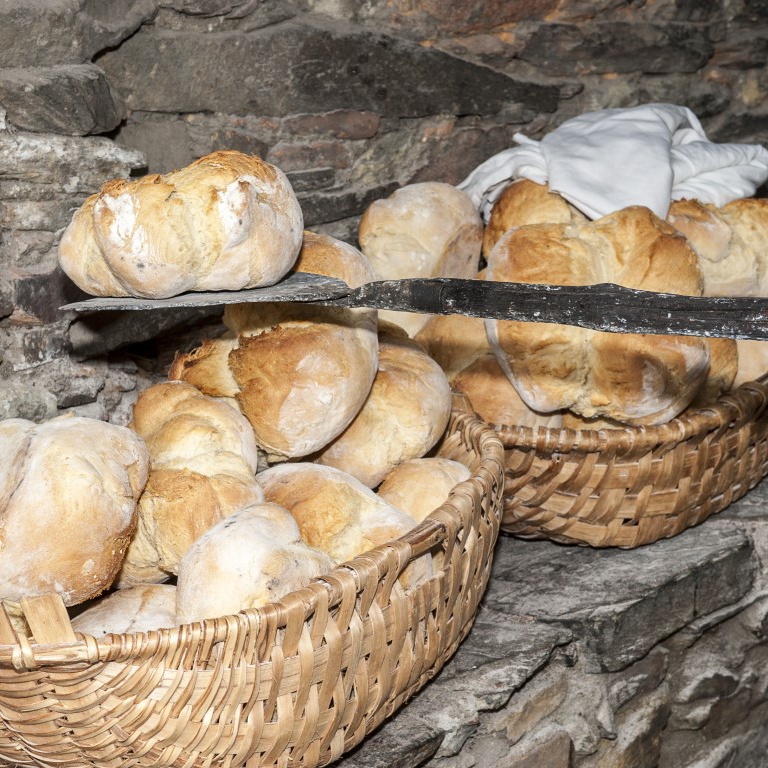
[482, 178, 586, 256]
[58, 150, 303, 299]
[119, 381, 265, 586]
[170, 232, 379, 462]
[257, 462, 430, 587]
[667, 197, 768, 297]
[485, 206, 710, 424]
[313, 328, 452, 488]
[0, 415, 149, 606]
[733, 339, 768, 389]
[358, 182, 483, 336]
[175, 503, 334, 625]
[377, 458, 471, 524]
[71, 584, 177, 636]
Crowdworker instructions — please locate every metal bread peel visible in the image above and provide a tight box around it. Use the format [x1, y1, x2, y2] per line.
[60, 271, 768, 341]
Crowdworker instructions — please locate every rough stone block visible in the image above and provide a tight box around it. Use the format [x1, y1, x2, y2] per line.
[0, 65, 124, 135]
[498, 726, 573, 768]
[485, 524, 755, 672]
[0, 380, 57, 422]
[609, 648, 669, 713]
[2, 199, 82, 232]
[0, 0, 158, 68]
[518, 21, 712, 75]
[267, 140, 351, 172]
[1, 321, 71, 372]
[98, 15, 559, 117]
[115, 116, 195, 176]
[283, 111, 380, 140]
[0, 230, 58, 273]
[0, 133, 145, 195]
[12, 269, 74, 324]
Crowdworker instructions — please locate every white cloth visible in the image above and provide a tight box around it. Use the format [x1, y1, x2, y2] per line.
[458, 103, 768, 221]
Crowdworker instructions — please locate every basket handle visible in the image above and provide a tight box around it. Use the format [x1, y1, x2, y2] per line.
[18, 595, 77, 644]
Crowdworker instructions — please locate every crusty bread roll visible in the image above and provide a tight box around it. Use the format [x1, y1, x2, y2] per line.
[175, 503, 334, 625]
[313, 329, 452, 488]
[452, 353, 565, 428]
[733, 339, 768, 389]
[0, 415, 149, 606]
[257, 463, 429, 587]
[58, 150, 303, 299]
[358, 181, 483, 336]
[415, 306, 490, 380]
[71, 584, 177, 636]
[170, 232, 379, 462]
[482, 178, 587, 256]
[486, 206, 710, 425]
[667, 197, 768, 297]
[377, 458, 471, 524]
[119, 381, 265, 586]
[690, 337, 738, 407]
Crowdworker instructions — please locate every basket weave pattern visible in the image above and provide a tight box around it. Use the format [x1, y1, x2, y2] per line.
[497, 380, 768, 548]
[0, 400, 504, 768]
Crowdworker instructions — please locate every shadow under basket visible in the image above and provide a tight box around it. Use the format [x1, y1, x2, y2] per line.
[0, 397, 505, 768]
[496, 378, 768, 549]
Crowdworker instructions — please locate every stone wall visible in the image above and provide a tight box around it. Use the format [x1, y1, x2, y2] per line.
[0, 0, 767, 425]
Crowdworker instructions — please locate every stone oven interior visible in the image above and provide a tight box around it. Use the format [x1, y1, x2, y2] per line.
[1, 1, 768, 766]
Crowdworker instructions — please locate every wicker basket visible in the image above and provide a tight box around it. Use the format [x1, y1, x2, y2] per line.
[0, 397, 504, 768]
[497, 378, 768, 548]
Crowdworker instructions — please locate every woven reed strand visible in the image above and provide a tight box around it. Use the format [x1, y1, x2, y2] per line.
[496, 379, 768, 548]
[0, 397, 505, 768]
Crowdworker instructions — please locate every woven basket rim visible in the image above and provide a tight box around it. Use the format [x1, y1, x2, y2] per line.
[0, 396, 505, 672]
[494, 376, 768, 456]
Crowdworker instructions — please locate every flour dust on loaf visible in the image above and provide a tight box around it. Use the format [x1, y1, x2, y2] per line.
[119, 381, 265, 586]
[312, 326, 452, 488]
[358, 181, 483, 336]
[485, 206, 711, 425]
[170, 231, 379, 462]
[58, 150, 303, 299]
[0, 415, 149, 606]
[175, 503, 334, 625]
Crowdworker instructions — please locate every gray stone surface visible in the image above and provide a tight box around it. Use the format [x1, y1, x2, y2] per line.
[0, 380, 58, 422]
[0, 65, 124, 135]
[98, 15, 559, 117]
[0, 0, 158, 68]
[484, 523, 755, 672]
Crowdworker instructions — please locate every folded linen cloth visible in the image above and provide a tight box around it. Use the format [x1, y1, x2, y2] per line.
[458, 103, 768, 221]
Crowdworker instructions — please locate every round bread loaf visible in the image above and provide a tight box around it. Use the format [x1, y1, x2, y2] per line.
[358, 181, 483, 336]
[452, 353, 564, 428]
[667, 197, 768, 297]
[71, 584, 177, 636]
[119, 381, 265, 586]
[175, 503, 335, 625]
[170, 232, 379, 462]
[58, 150, 303, 299]
[257, 462, 430, 587]
[313, 328, 452, 488]
[485, 206, 710, 425]
[0, 415, 149, 606]
[377, 458, 471, 524]
[482, 178, 586, 257]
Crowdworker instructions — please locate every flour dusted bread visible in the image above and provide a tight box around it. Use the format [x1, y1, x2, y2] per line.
[170, 232, 378, 461]
[258, 463, 429, 587]
[483, 178, 587, 256]
[58, 150, 303, 299]
[358, 182, 483, 336]
[119, 381, 265, 586]
[175, 503, 334, 625]
[486, 206, 710, 425]
[415, 305, 563, 428]
[0, 415, 149, 606]
[71, 584, 177, 636]
[667, 197, 768, 297]
[313, 328, 452, 488]
[377, 458, 471, 524]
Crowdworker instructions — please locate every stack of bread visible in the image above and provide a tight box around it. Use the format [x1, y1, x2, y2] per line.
[2, 150, 474, 640]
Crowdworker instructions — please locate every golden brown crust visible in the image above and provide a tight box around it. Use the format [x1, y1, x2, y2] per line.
[58, 150, 303, 299]
[486, 206, 709, 424]
[483, 179, 587, 257]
